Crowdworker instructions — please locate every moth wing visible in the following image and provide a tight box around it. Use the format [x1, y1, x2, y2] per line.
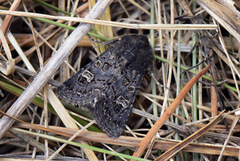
[92, 70, 146, 138]
[56, 50, 114, 111]
[56, 35, 153, 138]
[56, 43, 128, 112]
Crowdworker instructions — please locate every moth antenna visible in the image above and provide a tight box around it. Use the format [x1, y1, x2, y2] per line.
[150, 72, 170, 90]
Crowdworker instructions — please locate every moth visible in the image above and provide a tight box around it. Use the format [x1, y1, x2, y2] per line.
[56, 35, 154, 138]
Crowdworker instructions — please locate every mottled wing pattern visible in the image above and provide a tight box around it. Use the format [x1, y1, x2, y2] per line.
[56, 44, 123, 112]
[56, 35, 154, 138]
[92, 68, 146, 138]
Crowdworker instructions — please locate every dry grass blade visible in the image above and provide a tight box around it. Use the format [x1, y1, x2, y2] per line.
[89, 0, 113, 54]
[9, 128, 58, 156]
[0, 0, 21, 39]
[1, 109, 236, 158]
[0, 28, 15, 75]
[196, 0, 240, 43]
[132, 64, 212, 159]
[13, 123, 240, 157]
[210, 51, 218, 116]
[218, 115, 240, 160]
[155, 110, 226, 161]
[0, 10, 218, 30]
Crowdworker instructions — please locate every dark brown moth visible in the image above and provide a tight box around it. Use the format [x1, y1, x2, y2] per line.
[56, 35, 154, 138]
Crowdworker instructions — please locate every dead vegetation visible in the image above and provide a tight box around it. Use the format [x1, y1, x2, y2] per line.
[0, 0, 240, 160]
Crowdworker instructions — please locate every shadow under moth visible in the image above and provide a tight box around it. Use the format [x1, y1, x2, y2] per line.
[56, 35, 154, 138]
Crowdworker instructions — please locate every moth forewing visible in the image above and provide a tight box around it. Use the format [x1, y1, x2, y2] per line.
[56, 35, 154, 138]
